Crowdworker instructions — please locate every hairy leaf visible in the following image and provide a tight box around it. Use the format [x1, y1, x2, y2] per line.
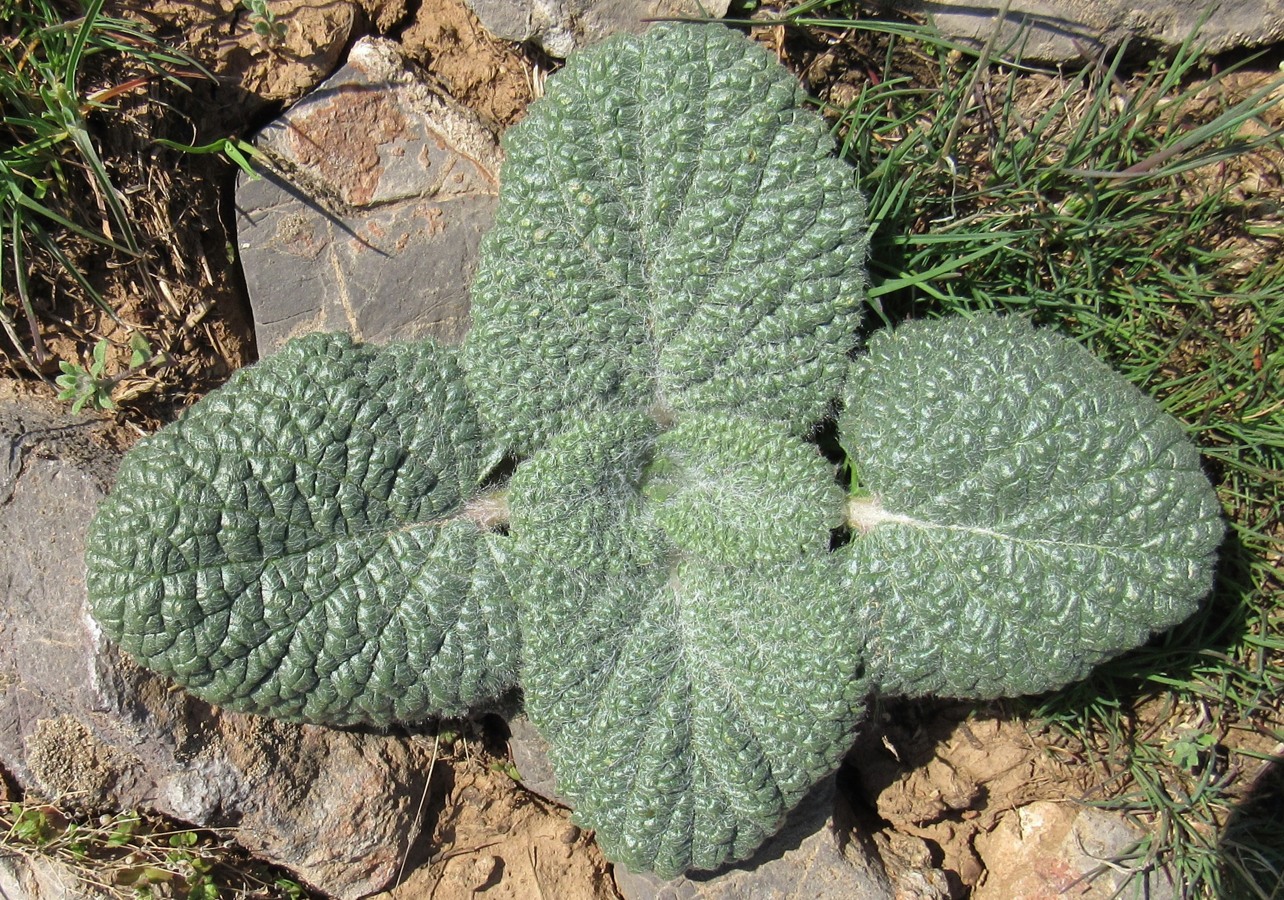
[839, 315, 1224, 698]
[508, 411, 663, 573]
[87, 333, 519, 725]
[643, 413, 845, 567]
[463, 23, 868, 453]
[510, 412, 867, 875]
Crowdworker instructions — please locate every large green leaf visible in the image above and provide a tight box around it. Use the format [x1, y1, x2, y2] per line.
[510, 412, 867, 875]
[839, 315, 1224, 698]
[87, 333, 519, 725]
[463, 23, 868, 454]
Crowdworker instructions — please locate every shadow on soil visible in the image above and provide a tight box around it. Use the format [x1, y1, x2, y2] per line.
[1221, 752, 1284, 896]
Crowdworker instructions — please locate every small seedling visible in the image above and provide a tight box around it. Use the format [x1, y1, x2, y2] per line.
[242, 0, 286, 46]
[7, 801, 58, 844]
[55, 333, 164, 414]
[1167, 729, 1219, 771]
[489, 760, 522, 782]
[56, 339, 115, 414]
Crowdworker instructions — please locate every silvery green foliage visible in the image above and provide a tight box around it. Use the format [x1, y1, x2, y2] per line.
[839, 315, 1225, 699]
[463, 23, 868, 454]
[644, 414, 846, 567]
[80, 19, 1228, 884]
[86, 333, 520, 726]
[509, 411, 866, 876]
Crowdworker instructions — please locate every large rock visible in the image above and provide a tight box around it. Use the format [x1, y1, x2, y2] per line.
[973, 800, 1178, 898]
[889, 0, 1284, 60]
[464, 0, 732, 56]
[0, 398, 432, 900]
[235, 37, 501, 355]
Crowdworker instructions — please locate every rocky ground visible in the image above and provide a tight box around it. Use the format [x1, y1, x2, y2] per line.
[1, 1, 1281, 898]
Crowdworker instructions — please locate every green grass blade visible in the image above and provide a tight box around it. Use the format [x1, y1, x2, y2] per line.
[61, 0, 106, 97]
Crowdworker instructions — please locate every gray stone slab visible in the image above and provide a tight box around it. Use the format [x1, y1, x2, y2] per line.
[235, 37, 501, 354]
[0, 402, 118, 795]
[507, 714, 564, 805]
[892, 0, 1284, 61]
[465, 0, 732, 57]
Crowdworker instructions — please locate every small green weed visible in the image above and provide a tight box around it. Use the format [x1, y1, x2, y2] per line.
[55, 333, 164, 413]
[489, 759, 522, 781]
[1168, 727, 1220, 771]
[1, 799, 315, 899]
[55, 336, 112, 413]
[242, 0, 286, 47]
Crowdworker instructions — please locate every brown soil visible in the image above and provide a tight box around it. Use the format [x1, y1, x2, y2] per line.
[381, 738, 615, 900]
[397, 0, 541, 129]
[848, 705, 1079, 895]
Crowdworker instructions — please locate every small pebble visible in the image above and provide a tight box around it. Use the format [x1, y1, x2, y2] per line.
[471, 854, 501, 889]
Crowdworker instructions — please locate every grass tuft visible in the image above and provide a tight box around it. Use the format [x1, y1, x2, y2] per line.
[0, 0, 195, 370]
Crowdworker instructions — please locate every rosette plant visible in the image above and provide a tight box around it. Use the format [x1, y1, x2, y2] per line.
[86, 23, 1224, 878]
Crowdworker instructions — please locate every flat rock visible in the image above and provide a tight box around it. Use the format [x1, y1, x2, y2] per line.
[464, 0, 732, 56]
[0, 398, 432, 900]
[235, 36, 500, 354]
[506, 714, 564, 805]
[0, 852, 112, 900]
[973, 800, 1178, 898]
[890, 0, 1284, 60]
